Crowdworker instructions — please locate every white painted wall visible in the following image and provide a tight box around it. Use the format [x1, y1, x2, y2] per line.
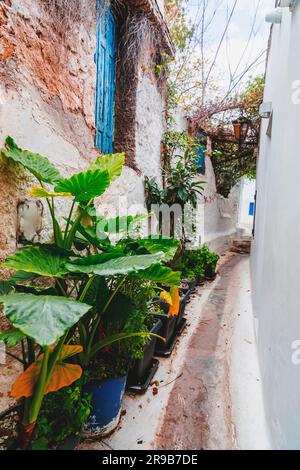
[200, 157, 240, 251]
[251, 4, 300, 450]
[238, 178, 256, 235]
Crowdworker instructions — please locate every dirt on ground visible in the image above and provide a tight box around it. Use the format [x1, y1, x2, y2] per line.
[155, 253, 245, 450]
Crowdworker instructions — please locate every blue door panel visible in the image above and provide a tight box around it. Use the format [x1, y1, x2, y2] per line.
[95, 9, 117, 154]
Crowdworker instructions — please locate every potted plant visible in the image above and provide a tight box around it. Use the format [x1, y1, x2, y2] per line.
[150, 287, 180, 357]
[0, 138, 181, 447]
[176, 286, 189, 332]
[181, 249, 205, 286]
[126, 315, 162, 393]
[200, 246, 220, 280]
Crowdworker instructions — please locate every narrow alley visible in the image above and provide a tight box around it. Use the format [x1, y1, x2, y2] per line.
[1, 0, 300, 456]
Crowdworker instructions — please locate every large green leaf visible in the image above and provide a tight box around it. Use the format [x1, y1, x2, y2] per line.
[89, 153, 125, 181]
[0, 281, 14, 295]
[96, 214, 149, 234]
[137, 264, 181, 286]
[3, 246, 69, 279]
[0, 293, 92, 346]
[1, 137, 62, 184]
[125, 237, 180, 261]
[8, 271, 38, 286]
[66, 252, 165, 276]
[0, 328, 26, 348]
[55, 169, 110, 202]
[66, 252, 123, 274]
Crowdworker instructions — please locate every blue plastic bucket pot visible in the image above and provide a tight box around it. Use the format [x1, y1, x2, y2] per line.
[83, 376, 127, 437]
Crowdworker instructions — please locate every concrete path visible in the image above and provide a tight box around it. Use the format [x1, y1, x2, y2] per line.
[155, 253, 270, 450]
[79, 253, 271, 450]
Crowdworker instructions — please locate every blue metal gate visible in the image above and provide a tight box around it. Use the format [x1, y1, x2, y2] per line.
[95, 9, 117, 154]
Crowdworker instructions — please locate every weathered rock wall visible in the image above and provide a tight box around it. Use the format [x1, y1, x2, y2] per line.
[0, 0, 167, 263]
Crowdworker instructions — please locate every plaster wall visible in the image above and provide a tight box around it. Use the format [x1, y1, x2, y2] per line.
[237, 177, 256, 235]
[251, 5, 300, 449]
[200, 156, 239, 251]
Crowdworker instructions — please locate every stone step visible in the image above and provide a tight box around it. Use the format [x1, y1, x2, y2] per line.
[231, 239, 251, 254]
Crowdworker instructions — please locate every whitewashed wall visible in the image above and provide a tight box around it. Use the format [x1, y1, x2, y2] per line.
[199, 157, 240, 251]
[251, 4, 300, 450]
[237, 177, 256, 235]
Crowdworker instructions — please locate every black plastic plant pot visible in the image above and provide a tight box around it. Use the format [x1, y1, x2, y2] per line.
[205, 263, 217, 280]
[153, 312, 178, 351]
[179, 284, 190, 296]
[181, 279, 196, 293]
[195, 274, 204, 286]
[126, 319, 162, 393]
[176, 291, 189, 329]
[179, 283, 191, 302]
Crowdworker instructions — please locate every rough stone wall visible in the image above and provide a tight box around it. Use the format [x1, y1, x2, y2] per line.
[0, 0, 97, 140]
[0, 0, 98, 264]
[135, 58, 165, 185]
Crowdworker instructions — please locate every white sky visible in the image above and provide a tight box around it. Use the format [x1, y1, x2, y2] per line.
[187, 0, 275, 94]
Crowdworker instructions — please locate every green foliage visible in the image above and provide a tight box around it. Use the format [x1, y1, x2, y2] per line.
[146, 132, 204, 234]
[0, 328, 26, 348]
[55, 169, 110, 202]
[97, 214, 149, 234]
[144, 177, 163, 212]
[32, 381, 92, 449]
[211, 76, 264, 197]
[0, 293, 92, 347]
[138, 264, 181, 286]
[1, 137, 62, 184]
[0, 280, 14, 295]
[0, 138, 180, 446]
[171, 246, 220, 279]
[66, 252, 165, 277]
[198, 245, 220, 268]
[163, 132, 204, 209]
[3, 246, 69, 278]
[89, 153, 125, 181]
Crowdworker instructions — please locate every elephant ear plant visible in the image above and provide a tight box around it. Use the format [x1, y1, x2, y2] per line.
[0, 137, 181, 449]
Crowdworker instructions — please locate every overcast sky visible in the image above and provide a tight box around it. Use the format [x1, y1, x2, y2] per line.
[187, 0, 275, 94]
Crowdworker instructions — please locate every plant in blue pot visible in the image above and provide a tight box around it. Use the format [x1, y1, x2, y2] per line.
[81, 278, 160, 436]
[66, 245, 181, 438]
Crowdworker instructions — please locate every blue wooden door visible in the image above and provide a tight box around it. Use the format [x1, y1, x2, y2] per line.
[95, 9, 117, 154]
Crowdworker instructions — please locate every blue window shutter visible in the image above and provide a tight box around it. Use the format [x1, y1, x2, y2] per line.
[195, 147, 206, 175]
[249, 202, 255, 216]
[95, 9, 117, 154]
[195, 132, 206, 175]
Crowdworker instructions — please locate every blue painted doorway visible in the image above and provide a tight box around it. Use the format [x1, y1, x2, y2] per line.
[95, 8, 117, 154]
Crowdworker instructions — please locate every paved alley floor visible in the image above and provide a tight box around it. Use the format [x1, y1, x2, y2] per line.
[79, 253, 271, 451]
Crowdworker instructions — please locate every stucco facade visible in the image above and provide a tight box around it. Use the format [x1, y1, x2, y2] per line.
[251, 3, 300, 449]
